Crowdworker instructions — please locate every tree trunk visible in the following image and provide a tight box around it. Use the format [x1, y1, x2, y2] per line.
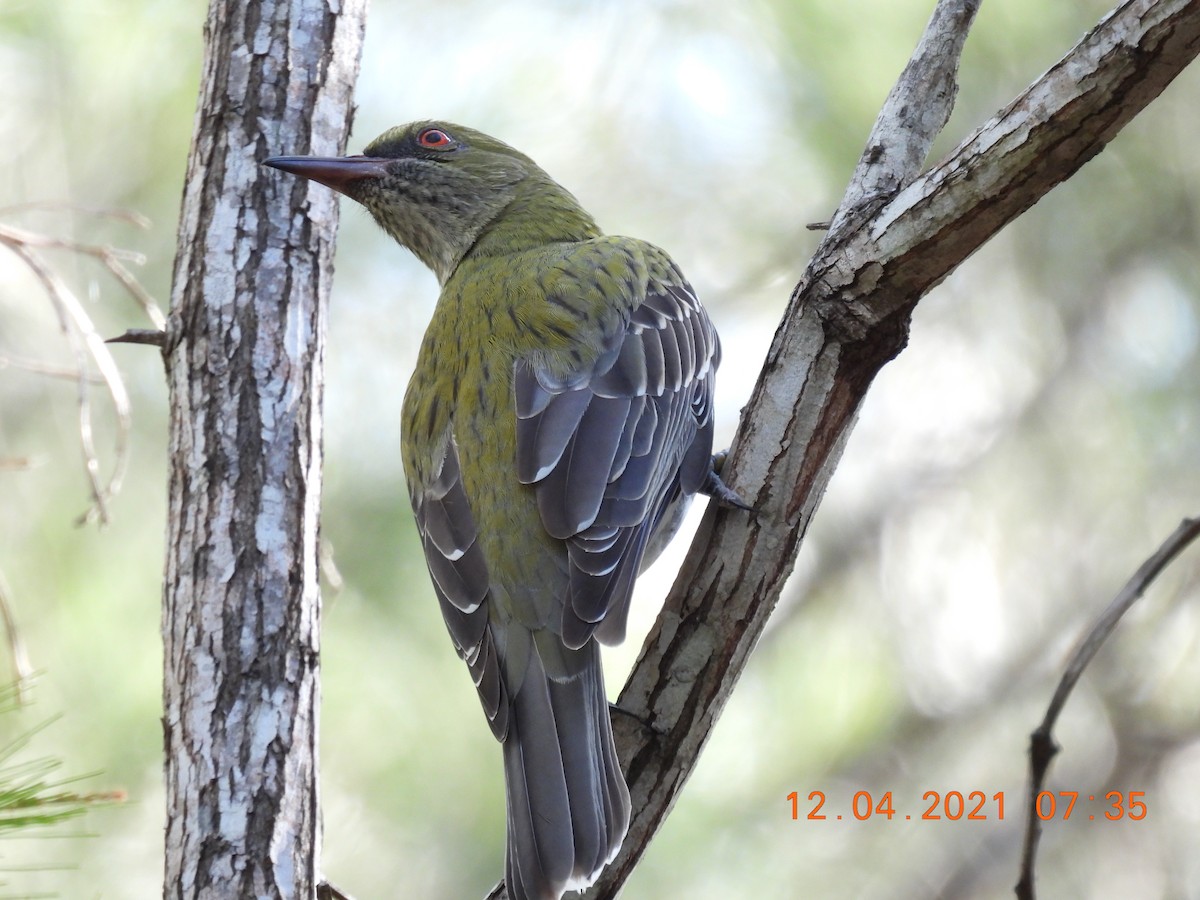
[160, 0, 366, 897]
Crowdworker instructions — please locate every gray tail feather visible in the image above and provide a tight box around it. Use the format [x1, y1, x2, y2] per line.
[503, 642, 631, 900]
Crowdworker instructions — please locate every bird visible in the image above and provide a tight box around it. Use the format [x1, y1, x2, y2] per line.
[264, 121, 740, 899]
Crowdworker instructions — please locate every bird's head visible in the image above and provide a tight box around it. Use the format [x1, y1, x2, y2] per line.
[265, 121, 598, 283]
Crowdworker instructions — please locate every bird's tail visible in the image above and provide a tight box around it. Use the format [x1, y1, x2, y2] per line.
[502, 638, 630, 900]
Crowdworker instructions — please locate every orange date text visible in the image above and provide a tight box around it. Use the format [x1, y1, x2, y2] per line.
[788, 790, 1148, 822]
[788, 790, 1005, 821]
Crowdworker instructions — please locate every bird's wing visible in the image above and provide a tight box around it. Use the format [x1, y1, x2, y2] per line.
[412, 435, 509, 739]
[515, 272, 719, 649]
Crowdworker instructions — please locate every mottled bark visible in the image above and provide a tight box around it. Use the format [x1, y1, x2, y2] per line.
[583, 0, 1200, 897]
[161, 0, 366, 897]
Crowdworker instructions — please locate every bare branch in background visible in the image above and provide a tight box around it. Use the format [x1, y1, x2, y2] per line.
[0, 212, 165, 330]
[1, 238, 127, 524]
[0, 209, 163, 706]
[0, 353, 107, 383]
[0, 202, 150, 228]
[0, 569, 32, 704]
[0, 212, 163, 523]
[1016, 516, 1200, 900]
[0, 457, 40, 472]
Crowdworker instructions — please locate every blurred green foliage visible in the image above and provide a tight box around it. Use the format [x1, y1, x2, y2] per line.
[1, 0, 1198, 897]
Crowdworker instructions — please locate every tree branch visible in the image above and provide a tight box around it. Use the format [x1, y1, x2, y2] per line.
[1016, 516, 1200, 900]
[829, 0, 981, 233]
[584, 1, 1200, 896]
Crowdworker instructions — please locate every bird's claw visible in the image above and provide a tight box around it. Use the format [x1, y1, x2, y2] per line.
[702, 450, 753, 512]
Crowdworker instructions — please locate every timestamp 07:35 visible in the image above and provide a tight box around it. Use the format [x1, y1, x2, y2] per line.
[787, 790, 1148, 822]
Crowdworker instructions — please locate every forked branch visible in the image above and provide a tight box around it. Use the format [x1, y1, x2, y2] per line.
[580, 1, 1200, 897]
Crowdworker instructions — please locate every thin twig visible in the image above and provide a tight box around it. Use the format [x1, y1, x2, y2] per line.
[0, 569, 32, 705]
[0, 457, 41, 472]
[0, 202, 151, 229]
[319, 539, 345, 595]
[1016, 516, 1200, 900]
[0, 237, 131, 524]
[106, 328, 167, 348]
[103, 256, 168, 330]
[0, 223, 147, 262]
[0, 222, 166, 330]
[0, 209, 165, 521]
[0, 353, 107, 383]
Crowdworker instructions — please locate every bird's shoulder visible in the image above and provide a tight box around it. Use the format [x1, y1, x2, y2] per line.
[489, 237, 692, 373]
[450, 234, 686, 329]
[530, 235, 687, 313]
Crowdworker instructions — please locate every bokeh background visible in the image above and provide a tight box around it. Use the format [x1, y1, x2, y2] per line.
[2, 0, 1199, 897]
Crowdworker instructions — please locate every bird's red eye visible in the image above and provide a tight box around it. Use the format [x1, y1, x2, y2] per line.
[417, 128, 454, 149]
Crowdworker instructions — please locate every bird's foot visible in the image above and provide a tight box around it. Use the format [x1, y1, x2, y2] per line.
[702, 450, 753, 512]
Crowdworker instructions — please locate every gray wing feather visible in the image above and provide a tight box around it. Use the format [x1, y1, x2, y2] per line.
[515, 388, 591, 483]
[412, 438, 509, 739]
[535, 396, 632, 539]
[515, 274, 720, 650]
[592, 338, 647, 398]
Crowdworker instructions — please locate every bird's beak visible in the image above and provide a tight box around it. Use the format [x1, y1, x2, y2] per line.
[262, 154, 391, 196]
